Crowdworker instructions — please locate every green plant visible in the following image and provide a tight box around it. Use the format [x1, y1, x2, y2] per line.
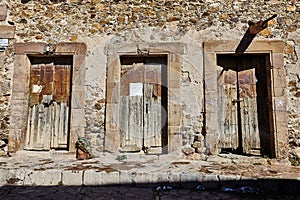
[289, 157, 300, 166]
[115, 155, 127, 161]
[75, 137, 92, 153]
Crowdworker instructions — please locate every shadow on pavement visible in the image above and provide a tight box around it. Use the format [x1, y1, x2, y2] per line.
[1, 179, 300, 200]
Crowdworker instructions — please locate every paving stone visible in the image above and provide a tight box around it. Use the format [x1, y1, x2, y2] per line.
[62, 170, 83, 185]
[83, 170, 120, 185]
[23, 170, 62, 186]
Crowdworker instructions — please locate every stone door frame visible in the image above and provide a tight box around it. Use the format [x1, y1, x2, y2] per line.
[104, 42, 184, 153]
[9, 42, 86, 153]
[203, 40, 288, 158]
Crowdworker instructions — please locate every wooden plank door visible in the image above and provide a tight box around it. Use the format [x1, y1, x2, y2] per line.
[144, 64, 163, 150]
[120, 63, 163, 152]
[25, 64, 71, 150]
[218, 67, 260, 154]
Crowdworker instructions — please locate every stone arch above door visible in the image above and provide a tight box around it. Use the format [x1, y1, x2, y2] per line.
[203, 40, 288, 158]
[9, 42, 86, 153]
[104, 42, 184, 153]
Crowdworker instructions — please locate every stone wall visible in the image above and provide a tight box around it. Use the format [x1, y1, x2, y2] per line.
[0, 0, 299, 160]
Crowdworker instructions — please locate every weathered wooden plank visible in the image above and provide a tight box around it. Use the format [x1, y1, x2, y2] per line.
[25, 106, 32, 150]
[128, 96, 143, 148]
[154, 97, 162, 147]
[62, 105, 69, 147]
[58, 102, 68, 148]
[53, 102, 60, 148]
[30, 105, 38, 149]
[241, 98, 250, 153]
[58, 102, 64, 145]
[34, 104, 44, 149]
[43, 105, 51, 150]
[119, 96, 129, 148]
[50, 103, 55, 148]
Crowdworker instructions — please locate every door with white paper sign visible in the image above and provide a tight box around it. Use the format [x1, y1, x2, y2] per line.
[119, 63, 166, 153]
[25, 62, 71, 150]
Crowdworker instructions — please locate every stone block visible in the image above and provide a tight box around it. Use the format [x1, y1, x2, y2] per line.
[107, 59, 120, 84]
[169, 87, 181, 103]
[12, 78, 28, 92]
[205, 40, 237, 52]
[15, 43, 47, 54]
[0, 169, 12, 186]
[248, 41, 284, 53]
[169, 54, 181, 63]
[9, 115, 25, 129]
[62, 171, 83, 185]
[168, 80, 180, 88]
[169, 69, 180, 84]
[119, 171, 134, 184]
[204, 53, 217, 72]
[83, 170, 119, 185]
[272, 53, 284, 69]
[71, 109, 86, 126]
[206, 114, 218, 132]
[180, 172, 200, 183]
[157, 172, 181, 184]
[273, 97, 287, 113]
[218, 174, 241, 182]
[55, 43, 87, 55]
[0, 5, 7, 21]
[168, 104, 182, 126]
[13, 55, 31, 75]
[272, 68, 287, 97]
[204, 40, 284, 53]
[0, 25, 15, 38]
[8, 129, 22, 152]
[106, 82, 120, 103]
[71, 91, 85, 109]
[24, 170, 62, 186]
[132, 172, 159, 184]
[0, 52, 4, 64]
[170, 61, 181, 73]
[150, 43, 185, 54]
[103, 130, 119, 153]
[168, 126, 182, 152]
[205, 71, 217, 91]
[205, 131, 219, 154]
[105, 103, 119, 130]
[73, 63, 85, 88]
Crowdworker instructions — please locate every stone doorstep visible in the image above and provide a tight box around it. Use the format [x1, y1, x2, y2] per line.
[0, 5, 7, 21]
[0, 169, 240, 187]
[0, 168, 300, 195]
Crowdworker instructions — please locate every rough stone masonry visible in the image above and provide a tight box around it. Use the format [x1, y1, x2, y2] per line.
[0, 0, 299, 164]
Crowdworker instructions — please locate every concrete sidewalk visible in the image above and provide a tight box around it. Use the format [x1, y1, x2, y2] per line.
[0, 150, 299, 194]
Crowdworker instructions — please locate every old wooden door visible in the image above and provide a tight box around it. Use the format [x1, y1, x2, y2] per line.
[120, 63, 164, 153]
[218, 67, 260, 154]
[25, 63, 71, 150]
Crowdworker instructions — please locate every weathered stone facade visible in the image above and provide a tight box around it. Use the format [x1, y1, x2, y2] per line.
[0, 0, 299, 162]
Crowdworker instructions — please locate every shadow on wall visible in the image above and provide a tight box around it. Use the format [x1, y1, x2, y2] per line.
[1, 179, 300, 199]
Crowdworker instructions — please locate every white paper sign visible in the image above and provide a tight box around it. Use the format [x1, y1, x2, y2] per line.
[0, 39, 8, 51]
[130, 83, 143, 96]
[32, 85, 42, 93]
